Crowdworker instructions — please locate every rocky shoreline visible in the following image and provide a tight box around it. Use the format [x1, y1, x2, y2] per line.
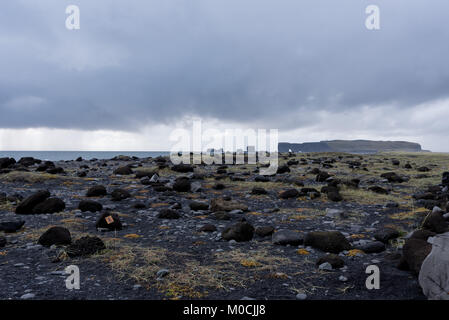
[1, 152, 448, 300]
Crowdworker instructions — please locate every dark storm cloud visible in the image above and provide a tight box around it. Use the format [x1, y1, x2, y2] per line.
[1, 0, 449, 131]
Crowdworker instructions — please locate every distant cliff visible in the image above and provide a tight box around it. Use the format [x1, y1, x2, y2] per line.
[278, 140, 422, 153]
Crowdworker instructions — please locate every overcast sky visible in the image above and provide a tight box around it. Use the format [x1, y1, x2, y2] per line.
[1, 0, 448, 151]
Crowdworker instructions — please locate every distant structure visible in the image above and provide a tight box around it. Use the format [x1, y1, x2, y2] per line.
[278, 140, 423, 153]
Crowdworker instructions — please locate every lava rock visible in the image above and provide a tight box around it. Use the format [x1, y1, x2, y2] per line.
[0, 221, 25, 233]
[304, 231, 351, 253]
[374, 228, 400, 243]
[67, 236, 106, 257]
[255, 226, 275, 237]
[157, 209, 180, 219]
[32, 198, 65, 214]
[86, 185, 107, 197]
[38, 226, 71, 247]
[199, 224, 217, 232]
[279, 189, 299, 199]
[251, 187, 268, 195]
[173, 178, 191, 192]
[222, 222, 255, 242]
[368, 186, 389, 194]
[0, 236, 6, 248]
[15, 190, 50, 214]
[96, 212, 123, 230]
[78, 200, 103, 213]
[356, 241, 386, 253]
[113, 166, 133, 175]
[111, 188, 132, 201]
[316, 254, 345, 269]
[422, 211, 449, 234]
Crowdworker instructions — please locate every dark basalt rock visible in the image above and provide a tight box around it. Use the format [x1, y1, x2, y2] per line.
[67, 236, 106, 257]
[113, 166, 133, 175]
[0, 157, 16, 169]
[374, 228, 400, 243]
[222, 222, 254, 242]
[304, 231, 351, 253]
[157, 209, 180, 219]
[32, 198, 66, 214]
[86, 185, 107, 197]
[96, 212, 122, 230]
[199, 224, 217, 232]
[189, 201, 209, 211]
[111, 188, 132, 201]
[381, 172, 405, 183]
[279, 189, 299, 199]
[251, 187, 267, 195]
[38, 226, 71, 247]
[78, 200, 103, 213]
[255, 226, 275, 237]
[173, 178, 191, 192]
[368, 186, 389, 194]
[316, 254, 345, 269]
[15, 190, 50, 214]
[0, 220, 25, 233]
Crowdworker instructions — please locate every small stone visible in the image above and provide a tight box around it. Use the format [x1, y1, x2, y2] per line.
[318, 262, 333, 271]
[296, 293, 307, 300]
[20, 293, 35, 299]
[339, 275, 348, 282]
[156, 269, 169, 278]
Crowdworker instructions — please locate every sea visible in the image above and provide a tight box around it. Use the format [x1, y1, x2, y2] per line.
[0, 151, 170, 162]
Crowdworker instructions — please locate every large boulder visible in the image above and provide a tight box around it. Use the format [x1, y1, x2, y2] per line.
[15, 190, 50, 214]
[304, 231, 351, 253]
[113, 166, 133, 175]
[0, 157, 16, 169]
[279, 189, 299, 199]
[78, 200, 103, 213]
[32, 198, 65, 214]
[38, 226, 71, 247]
[316, 254, 345, 269]
[255, 226, 275, 237]
[157, 209, 180, 219]
[0, 221, 25, 233]
[96, 212, 122, 231]
[355, 240, 386, 254]
[66, 236, 106, 257]
[272, 229, 304, 246]
[222, 222, 254, 242]
[189, 201, 209, 211]
[374, 228, 400, 243]
[419, 232, 449, 300]
[173, 178, 191, 192]
[86, 185, 107, 197]
[18, 157, 41, 167]
[111, 188, 132, 201]
[380, 172, 404, 183]
[398, 230, 434, 274]
[422, 211, 449, 234]
[316, 171, 330, 182]
[0, 237, 6, 248]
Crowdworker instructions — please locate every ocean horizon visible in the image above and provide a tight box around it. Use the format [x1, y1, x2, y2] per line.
[0, 151, 171, 161]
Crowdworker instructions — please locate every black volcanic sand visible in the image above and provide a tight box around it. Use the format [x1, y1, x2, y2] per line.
[2, 152, 446, 300]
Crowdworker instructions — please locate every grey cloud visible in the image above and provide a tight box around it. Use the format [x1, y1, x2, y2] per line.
[0, 0, 449, 132]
